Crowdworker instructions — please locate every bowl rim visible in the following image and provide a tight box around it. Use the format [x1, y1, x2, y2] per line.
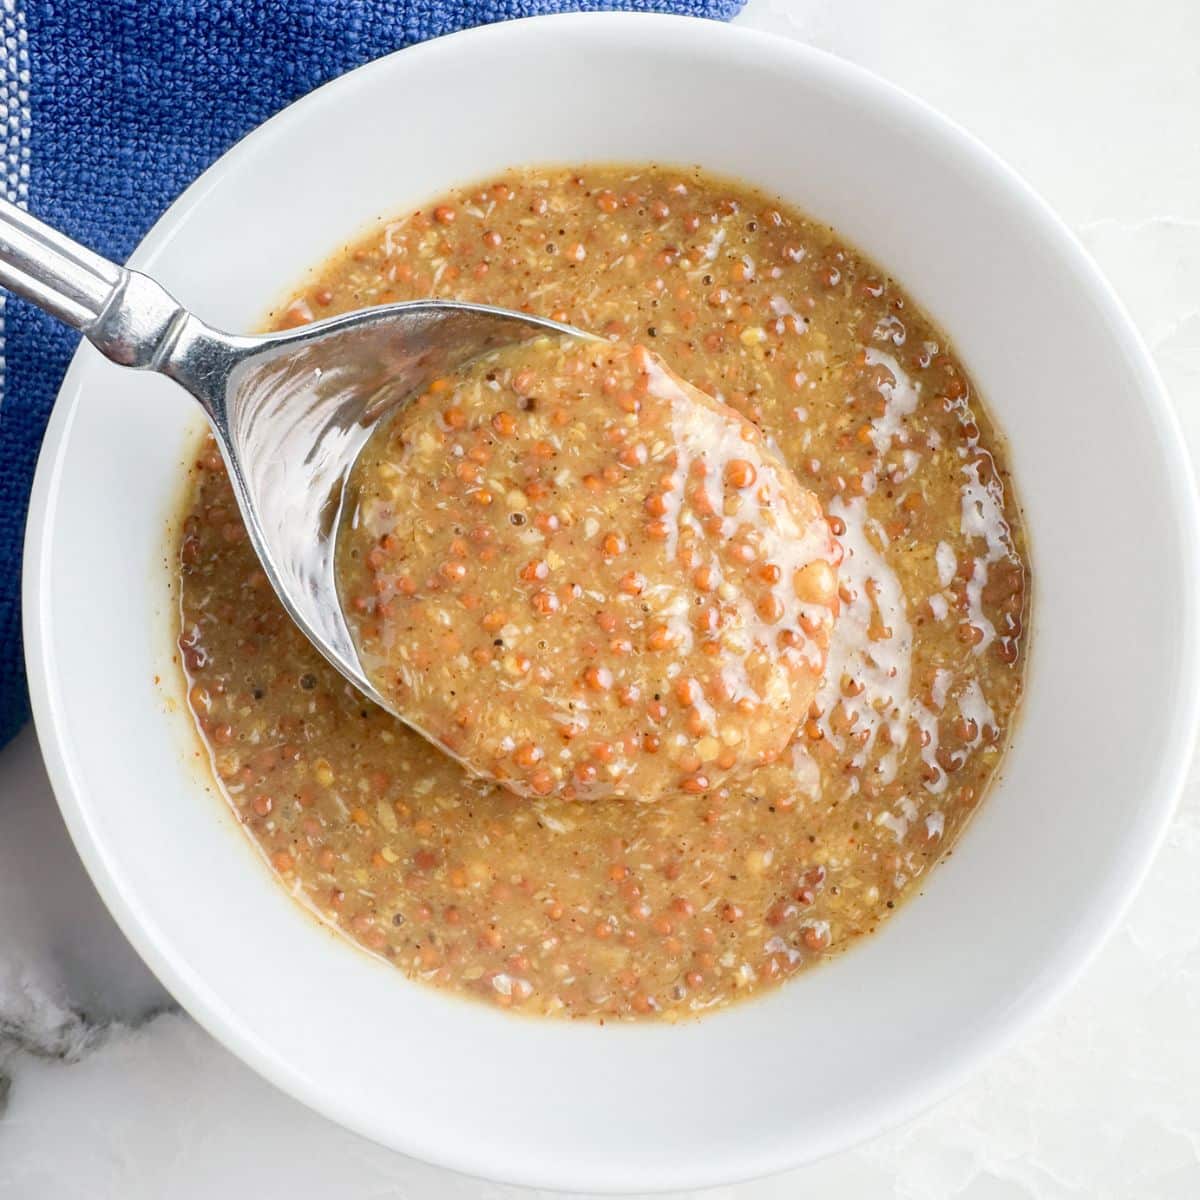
[22, 11, 1200, 1191]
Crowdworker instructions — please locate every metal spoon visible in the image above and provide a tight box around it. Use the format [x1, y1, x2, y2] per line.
[0, 197, 587, 725]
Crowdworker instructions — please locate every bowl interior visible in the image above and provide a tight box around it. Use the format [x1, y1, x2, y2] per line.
[25, 14, 1199, 1192]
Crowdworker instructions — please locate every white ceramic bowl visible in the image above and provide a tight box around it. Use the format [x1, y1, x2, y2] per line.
[23, 13, 1200, 1192]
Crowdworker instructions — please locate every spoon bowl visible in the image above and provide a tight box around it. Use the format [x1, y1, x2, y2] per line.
[179, 299, 586, 706]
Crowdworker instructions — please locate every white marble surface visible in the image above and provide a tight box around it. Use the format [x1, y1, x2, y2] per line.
[3, 1, 1199, 1195]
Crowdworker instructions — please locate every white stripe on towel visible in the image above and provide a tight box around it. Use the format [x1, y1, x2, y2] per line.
[0, 0, 29, 412]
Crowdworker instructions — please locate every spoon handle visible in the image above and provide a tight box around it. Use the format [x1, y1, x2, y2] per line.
[0, 195, 124, 328]
[0, 195, 195, 371]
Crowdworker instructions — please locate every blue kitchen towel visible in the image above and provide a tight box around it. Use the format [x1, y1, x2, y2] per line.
[0, 0, 743, 751]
